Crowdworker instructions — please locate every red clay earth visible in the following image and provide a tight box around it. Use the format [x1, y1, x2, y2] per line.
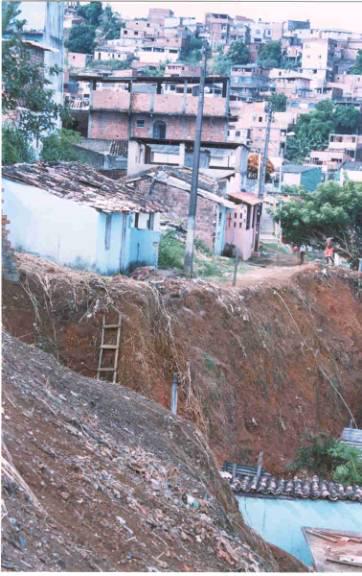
[2, 332, 304, 571]
[3, 254, 362, 474]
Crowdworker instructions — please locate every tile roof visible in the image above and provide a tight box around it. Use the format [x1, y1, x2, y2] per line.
[126, 166, 236, 208]
[230, 474, 362, 502]
[228, 191, 262, 206]
[2, 162, 162, 214]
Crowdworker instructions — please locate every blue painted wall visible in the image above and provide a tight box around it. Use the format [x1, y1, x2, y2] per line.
[214, 206, 230, 256]
[4, 179, 160, 275]
[301, 167, 323, 192]
[237, 496, 362, 567]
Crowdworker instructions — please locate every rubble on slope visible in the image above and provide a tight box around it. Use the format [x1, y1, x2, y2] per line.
[1, 332, 304, 572]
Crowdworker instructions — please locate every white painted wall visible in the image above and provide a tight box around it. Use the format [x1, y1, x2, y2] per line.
[3, 179, 99, 270]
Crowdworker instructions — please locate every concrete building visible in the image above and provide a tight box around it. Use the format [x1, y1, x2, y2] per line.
[339, 161, 362, 184]
[67, 51, 89, 69]
[205, 13, 233, 49]
[19, 1, 65, 114]
[301, 38, 337, 83]
[281, 164, 323, 192]
[224, 192, 262, 260]
[94, 46, 130, 63]
[309, 148, 349, 174]
[2, 163, 161, 275]
[230, 64, 270, 101]
[328, 133, 362, 161]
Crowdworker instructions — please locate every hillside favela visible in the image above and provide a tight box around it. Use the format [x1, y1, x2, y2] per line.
[2, 0, 362, 572]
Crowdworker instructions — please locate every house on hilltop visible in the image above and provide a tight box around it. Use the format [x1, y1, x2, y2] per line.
[2, 162, 162, 275]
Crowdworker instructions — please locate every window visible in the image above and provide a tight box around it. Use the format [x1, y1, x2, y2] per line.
[246, 205, 251, 230]
[153, 120, 166, 139]
[124, 30, 128, 35]
[147, 213, 155, 230]
[258, 116, 263, 122]
[235, 130, 240, 137]
[134, 213, 140, 228]
[135, 31, 138, 35]
[105, 214, 112, 250]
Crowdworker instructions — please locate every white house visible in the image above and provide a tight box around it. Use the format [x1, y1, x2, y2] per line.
[2, 162, 162, 275]
[339, 161, 362, 184]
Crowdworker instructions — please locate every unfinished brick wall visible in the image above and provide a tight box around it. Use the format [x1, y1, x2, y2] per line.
[133, 179, 218, 249]
[2, 213, 19, 282]
[89, 110, 227, 142]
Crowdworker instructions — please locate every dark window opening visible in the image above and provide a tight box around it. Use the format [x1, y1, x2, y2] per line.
[105, 214, 112, 250]
[153, 120, 166, 139]
[134, 213, 140, 228]
[246, 205, 251, 230]
[136, 119, 145, 127]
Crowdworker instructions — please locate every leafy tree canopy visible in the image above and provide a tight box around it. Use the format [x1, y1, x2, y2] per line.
[227, 41, 250, 65]
[2, 124, 35, 165]
[285, 100, 360, 162]
[41, 129, 83, 162]
[211, 47, 232, 75]
[180, 34, 202, 63]
[76, 1, 103, 26]
[273, 180, 362, 268]
[257, 41, 282, 69]
[66, 23, 96, 54]
[349, 49, 362, 75]
[268, 92, 287, 112]
[99, 5, 122, 40]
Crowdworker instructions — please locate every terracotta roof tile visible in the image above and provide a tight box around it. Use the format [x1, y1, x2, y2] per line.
[3, 162, 162, 214]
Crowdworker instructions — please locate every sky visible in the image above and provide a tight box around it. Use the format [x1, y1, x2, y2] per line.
[108, 1, 362, 33]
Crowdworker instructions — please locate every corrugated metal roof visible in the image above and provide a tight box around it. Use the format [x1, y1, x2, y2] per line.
[282, 164, 316, 174]
[3, 162, 161, 214]
[341, 428, 362, 456]
[342, 162, 362, 171]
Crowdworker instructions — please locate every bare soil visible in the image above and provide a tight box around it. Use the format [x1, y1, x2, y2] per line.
[3, 254, 362, 474]
[2, 332, 304, 572]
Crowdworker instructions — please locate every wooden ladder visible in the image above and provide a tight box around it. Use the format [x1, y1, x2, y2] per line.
[97, 314, 121, 384]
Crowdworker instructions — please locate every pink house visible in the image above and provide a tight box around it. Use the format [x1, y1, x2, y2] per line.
[224, 192, 262, 260]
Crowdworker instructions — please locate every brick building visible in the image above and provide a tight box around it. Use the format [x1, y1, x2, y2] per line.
[125, 166, 235, 254]
[85, 75, 232, 143]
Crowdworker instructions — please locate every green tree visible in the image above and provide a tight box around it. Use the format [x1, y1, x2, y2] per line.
[268, 92, 287, 112]
[66, 23, 96, 54]
[76, 1, 103, 26]
[99, 5, 122, 40]
[41, 129, 83, 162]
[181, 34, 202, 63]
[273, 180, 362, 268]
[2, 124, 35, 165]
[285, 100, 360, 162]
[227, 41, 250, 65]
[2, 2, 60, 145]
[349, 49, 362, 74]
[257, 41, 282, 68]
[211, 47, 232, 75]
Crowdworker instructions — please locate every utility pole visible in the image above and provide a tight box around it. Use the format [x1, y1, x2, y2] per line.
[254, 101, 273, 252]
[183, 41, 208, 277]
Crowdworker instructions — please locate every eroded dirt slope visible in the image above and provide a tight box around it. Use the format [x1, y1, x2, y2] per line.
[3, 254, 362, 472]
[2, 332, 303, 572]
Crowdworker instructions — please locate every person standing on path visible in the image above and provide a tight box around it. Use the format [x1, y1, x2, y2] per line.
[324, 238, 334, 265]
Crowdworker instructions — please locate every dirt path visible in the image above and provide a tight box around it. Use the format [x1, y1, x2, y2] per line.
[230, 263, 319, 289]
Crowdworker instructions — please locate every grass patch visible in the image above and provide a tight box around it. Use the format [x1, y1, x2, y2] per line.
[158, 232, 184, 269]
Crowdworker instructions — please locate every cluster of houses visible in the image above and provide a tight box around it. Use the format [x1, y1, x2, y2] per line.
[3, 2, 362, 277]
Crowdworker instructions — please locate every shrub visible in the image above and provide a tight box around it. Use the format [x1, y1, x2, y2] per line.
[290, 432, 362, 484]
[158, 231, 184, 269]
[2, 124, 34, 165]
